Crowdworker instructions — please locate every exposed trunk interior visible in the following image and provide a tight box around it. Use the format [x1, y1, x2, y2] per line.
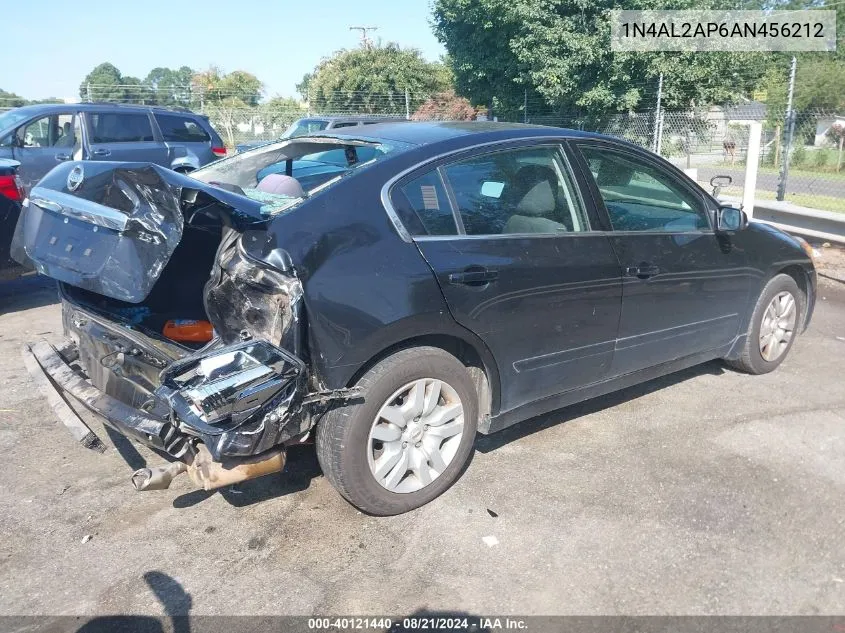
[62, 215, 226, 349]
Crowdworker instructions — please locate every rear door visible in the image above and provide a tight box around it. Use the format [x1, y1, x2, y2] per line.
[569, 140, 753, 376]
[393, 141, 622, 414]
[153, 113, 214, 169]
[12, 112, 80, 189]
[83, 111, 169, 165]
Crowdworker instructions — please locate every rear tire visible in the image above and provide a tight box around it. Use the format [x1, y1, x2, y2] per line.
[316, 347, 478, 516]
[726, 273, 803, 375]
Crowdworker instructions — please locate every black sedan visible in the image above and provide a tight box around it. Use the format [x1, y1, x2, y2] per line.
[12, 122, 816, 515]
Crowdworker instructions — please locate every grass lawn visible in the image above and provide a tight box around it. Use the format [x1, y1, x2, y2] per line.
[713, 185, 845, 214]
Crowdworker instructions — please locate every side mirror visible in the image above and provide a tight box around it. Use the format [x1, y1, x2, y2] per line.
[716, 206, 747, 232]
[710, 174, 732, 198]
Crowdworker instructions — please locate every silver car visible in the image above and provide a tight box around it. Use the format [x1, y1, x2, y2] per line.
[0, 103, 226, 190]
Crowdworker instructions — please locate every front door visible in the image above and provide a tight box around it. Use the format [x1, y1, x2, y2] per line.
[570, 141, 754, 377]
[83, 111, 168, 165]
[393, 143, 623, 414]
[12, 113, 79, 189]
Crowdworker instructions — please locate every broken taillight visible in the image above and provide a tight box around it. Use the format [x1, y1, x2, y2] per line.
[211, 146, 227, 158]
[0, 174, 24, 202]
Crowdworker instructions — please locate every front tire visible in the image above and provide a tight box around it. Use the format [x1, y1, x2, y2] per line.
[727, 273, 803, 374]
[316, 347, 478, 515]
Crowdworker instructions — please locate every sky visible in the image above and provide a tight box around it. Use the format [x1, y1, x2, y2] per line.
[5, 0, 446, 101]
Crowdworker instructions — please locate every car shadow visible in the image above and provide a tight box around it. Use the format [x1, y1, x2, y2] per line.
[171, 443, 322, 509]
[110, 361, 725, 509]
[475, 360, 726, 453]
[0, 274, 59, 315]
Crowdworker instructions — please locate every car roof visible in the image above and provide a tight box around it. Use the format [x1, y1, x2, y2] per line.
[5, 103, 207, 118]
[311, 120, 612, 147]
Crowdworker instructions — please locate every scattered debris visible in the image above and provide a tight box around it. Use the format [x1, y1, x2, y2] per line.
[486, 508, 498, 518]
[482, 535, 499, 547]
[57, 485, 70, 496]
[81, 534, 92, 544]
[823, 242, 831, 248]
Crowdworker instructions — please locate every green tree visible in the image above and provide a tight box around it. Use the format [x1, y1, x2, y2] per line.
[79, 62, 125, 101]
[192, 68, 264, 147]
[262, 96, 303, 128]
[144, 66, 194, 106]
[432, 0, 769, 118]
[0, 89, 27, 108]
[305, 43, 453, 115]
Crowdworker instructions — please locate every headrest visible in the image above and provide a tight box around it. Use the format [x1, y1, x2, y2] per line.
[256, 174, 305, 197]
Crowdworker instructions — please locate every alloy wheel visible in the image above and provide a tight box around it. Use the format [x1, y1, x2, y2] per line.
[758, 290, 797, 362]
[367, 378, 465, 493]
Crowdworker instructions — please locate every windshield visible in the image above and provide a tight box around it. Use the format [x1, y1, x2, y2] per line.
[192, 135, 411, 215]
[0, 109, 31, 132]
[281, 119, 330, 139]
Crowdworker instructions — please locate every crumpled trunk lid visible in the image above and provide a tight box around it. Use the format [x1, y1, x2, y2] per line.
[11, 161, 264, 303]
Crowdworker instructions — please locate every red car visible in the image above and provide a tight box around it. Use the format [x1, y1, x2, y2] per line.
[0, 158, 26, 280]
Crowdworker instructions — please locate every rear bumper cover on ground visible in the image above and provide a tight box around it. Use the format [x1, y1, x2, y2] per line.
[23, 339, 188, 457]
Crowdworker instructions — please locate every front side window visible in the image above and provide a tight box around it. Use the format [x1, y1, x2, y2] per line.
[87, 112, 154, 143]
[577, 145, 710, 232]
[441, 146, 589, 236]
[155, 114, 210, 142]
[16, 114, 77, 148]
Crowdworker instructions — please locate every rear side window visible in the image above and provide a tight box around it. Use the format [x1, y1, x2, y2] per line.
[442, 146, 589, 236]
[395, 170, 457, 236]
[87, 113, 154, 143]
[155, 114, 210, 142]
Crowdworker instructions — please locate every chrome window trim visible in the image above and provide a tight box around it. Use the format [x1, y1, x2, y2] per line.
[379, 135, 581, 243]
[411, 229, 714, 242]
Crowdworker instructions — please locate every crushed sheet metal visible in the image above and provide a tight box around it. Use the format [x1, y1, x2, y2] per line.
[22, 342, 106, 453]
[11, 161, 267, 304]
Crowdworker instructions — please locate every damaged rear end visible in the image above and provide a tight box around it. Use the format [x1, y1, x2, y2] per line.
[14, 160, 345, 491]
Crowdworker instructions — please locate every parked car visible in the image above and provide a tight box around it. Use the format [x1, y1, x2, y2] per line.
[14, 122, 816, 515]
[0, 158, 27, 280]
[0, 103, 225, 190]
[235, 115, 404, 153]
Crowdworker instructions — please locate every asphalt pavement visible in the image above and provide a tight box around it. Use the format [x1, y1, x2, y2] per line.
[0, 272, 843, 617]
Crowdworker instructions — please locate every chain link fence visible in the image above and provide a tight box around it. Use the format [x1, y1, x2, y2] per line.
[2, 90, 843, 212]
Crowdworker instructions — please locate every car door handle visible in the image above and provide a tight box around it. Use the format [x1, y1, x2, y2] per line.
[55, 153, 71, 161]
[448, 269, 498, 286]
[91, 149, 111, 157]
[624, 264, 660, 279]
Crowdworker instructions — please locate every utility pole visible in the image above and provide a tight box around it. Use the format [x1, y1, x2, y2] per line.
[349, 26, 378, 49]
[405, 87, 410, 120]
[777, 56, 797, 201]
[524, 89, 528, 124]
[652, 73, 663, 154]
[86, 82, 92, 102]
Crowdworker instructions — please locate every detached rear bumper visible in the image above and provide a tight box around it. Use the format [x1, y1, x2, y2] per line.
[22, 340, 188, 457]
